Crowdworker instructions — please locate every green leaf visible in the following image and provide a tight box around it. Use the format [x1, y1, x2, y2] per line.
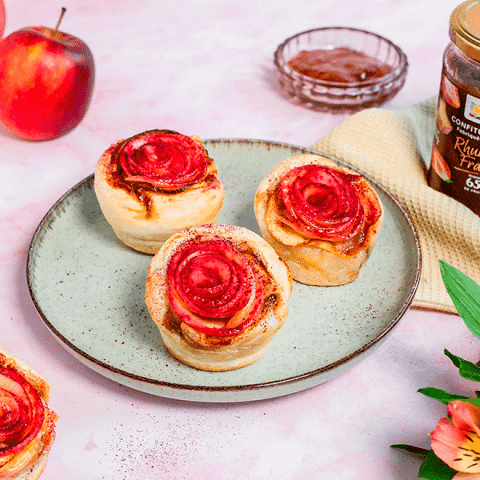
[418, 450, 457, 480]
[418, 387, 472, 404]
[391, 444, 429, 458]
[439, 260, 480, 339]
[418, 387, 480, 408]
[444, 349, 480, 381]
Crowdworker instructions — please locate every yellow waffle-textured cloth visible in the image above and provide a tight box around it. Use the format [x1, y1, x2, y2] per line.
[311, 97, 480, 314]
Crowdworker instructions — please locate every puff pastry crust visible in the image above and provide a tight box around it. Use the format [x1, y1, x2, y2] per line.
[94, 130, 225, 254]
[0, 347, 57, 480]
[254, 154, 384, 286]
[145, 224, 293, 371]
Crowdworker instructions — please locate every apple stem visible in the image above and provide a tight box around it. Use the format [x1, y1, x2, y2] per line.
[54, 7, 67, 33]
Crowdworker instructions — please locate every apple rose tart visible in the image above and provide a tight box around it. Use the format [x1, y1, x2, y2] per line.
[145, 224, 293, 371]
[0, 347, 57, 480]
[94, 130, 225, 254]
[254, 154, 384, 286]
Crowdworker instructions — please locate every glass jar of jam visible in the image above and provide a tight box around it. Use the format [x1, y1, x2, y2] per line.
[429, 0, 480, 216]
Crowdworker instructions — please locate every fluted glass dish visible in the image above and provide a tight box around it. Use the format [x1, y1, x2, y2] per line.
[274, 27, 408, 113]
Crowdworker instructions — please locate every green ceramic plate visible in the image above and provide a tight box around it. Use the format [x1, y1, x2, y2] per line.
[27, 139, 421, 402]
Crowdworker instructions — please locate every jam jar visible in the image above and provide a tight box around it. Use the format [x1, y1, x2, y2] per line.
[429, 0, 480, 216]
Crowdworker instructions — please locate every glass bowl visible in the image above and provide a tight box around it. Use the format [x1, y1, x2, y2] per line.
[274, 27, 408, 113]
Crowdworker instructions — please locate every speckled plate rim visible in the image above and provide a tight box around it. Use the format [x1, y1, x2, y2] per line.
[26, 138, 421, 402]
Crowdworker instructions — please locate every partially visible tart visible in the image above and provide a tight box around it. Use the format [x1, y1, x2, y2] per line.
[0, 347, 57, 480]
[254, 154, 384, 286]
[94, 130, 225, 254]
[145, 224, 293, 371]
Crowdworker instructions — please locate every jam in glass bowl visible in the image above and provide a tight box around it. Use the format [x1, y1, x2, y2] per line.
[274, 27, 408, 113]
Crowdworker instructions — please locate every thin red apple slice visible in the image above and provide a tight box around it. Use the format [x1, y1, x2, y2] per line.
[0, 367, 45, 456]
[167, 238, 265, 337]
[223, 261, 265, 330]
[118, 130, 208, 191]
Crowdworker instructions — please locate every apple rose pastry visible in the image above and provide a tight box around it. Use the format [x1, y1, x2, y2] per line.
[0, 347, 57, 480]
[145, 224, 293, 371]
[94, 129, 225, 254]
[254, 154, 384, 286]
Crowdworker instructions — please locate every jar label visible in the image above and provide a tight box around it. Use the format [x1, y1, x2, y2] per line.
[429, 71, 480, 216]
[464, 94, 480, 124]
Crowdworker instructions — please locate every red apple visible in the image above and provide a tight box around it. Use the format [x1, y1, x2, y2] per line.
[0, 8, 95, 141]
[0, 0, 5, 39]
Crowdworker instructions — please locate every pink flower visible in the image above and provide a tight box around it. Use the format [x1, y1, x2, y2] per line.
[431, 401, 480, 473]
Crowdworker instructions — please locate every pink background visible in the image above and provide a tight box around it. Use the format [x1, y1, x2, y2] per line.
[1, 0, 478, 478]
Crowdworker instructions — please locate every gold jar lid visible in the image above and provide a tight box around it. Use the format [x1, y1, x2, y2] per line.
[450, 0, 480, 61]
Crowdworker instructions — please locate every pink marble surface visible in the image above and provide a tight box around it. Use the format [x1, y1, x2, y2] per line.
[1, 0, 478, 478]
